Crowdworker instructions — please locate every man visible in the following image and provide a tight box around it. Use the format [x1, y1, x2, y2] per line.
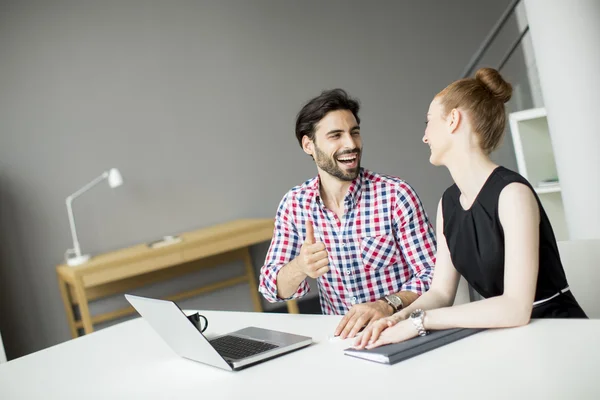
[259, 89, 436, 339]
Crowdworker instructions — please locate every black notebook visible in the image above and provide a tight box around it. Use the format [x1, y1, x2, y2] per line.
[343, 328, 485, 365]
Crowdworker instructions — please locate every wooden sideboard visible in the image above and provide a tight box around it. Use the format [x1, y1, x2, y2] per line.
[56, 218, 299, 337]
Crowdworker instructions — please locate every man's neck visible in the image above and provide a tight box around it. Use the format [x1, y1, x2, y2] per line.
[318, 171, 354, 210]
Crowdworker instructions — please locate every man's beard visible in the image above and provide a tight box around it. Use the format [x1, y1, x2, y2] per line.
[314, 144, 361, 182]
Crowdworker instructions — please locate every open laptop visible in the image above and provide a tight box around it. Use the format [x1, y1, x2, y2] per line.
[125, 294, 312, 371]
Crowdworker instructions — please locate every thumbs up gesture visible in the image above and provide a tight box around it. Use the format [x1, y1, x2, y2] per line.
[297, 220, 330, 279]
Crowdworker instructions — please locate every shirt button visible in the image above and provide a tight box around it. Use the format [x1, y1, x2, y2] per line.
[351, 296, 358, 305]
[345, 269, 351, 275]
[341, 242, 346, 248]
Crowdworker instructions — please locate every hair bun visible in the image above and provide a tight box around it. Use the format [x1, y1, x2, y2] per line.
[475, 67, 513, 103]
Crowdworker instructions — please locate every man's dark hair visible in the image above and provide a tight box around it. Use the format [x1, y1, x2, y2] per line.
[295, 88, 361, 147]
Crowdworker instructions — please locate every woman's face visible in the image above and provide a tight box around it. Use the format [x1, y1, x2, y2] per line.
[423, 97, 452, 166]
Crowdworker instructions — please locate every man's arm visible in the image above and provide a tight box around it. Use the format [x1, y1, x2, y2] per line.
[259, 195, 330, 302]
[273, 258, 306, 299]
[333, 183, 437, 339]
[334, 283, 421, 339]
[259, 194, 309, 303]
[354, 199, 462, 349]
[393, 182, 437, 301]
[355, 185, 540, 349]
[383, 291, 420, 312]
[273, 219, 329, 298]
[365, 182, 438, 316]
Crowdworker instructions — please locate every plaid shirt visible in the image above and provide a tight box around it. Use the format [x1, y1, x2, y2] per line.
[259, 168, 436, 315]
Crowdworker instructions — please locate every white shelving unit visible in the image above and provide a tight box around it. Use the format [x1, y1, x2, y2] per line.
[508, 107, 568, 241]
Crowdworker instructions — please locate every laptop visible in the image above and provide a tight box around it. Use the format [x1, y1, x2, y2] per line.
[343, 327, 485, 365]
[125, 294, 312, 371]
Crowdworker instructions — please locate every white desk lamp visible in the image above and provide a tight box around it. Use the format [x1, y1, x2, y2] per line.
[65, 168, 124, 266]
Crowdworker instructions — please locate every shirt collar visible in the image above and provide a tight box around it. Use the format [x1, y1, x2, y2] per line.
[308, 168, 364, 209]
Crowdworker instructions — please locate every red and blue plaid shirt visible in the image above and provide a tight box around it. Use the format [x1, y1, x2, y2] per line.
[259, 168, 436, 315]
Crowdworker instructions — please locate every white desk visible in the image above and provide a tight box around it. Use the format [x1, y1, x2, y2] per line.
[1, 312, 599, 399]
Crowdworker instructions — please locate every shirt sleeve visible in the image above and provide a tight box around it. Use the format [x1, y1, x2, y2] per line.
[259, 193, 310, 303]
[393, 182, 437, 295]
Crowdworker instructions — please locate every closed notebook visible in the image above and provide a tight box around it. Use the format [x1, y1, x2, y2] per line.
[344, 328, 485, 365]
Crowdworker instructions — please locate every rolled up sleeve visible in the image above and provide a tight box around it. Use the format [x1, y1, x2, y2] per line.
[394, 183, 437, 295]
[259, 193, 310, 303]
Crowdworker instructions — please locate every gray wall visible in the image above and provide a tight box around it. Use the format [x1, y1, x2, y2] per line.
[0, 0, 526, 359]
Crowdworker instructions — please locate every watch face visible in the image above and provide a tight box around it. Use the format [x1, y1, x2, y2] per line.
[410, 309, 424, 319]
[389, 295, 403, 308]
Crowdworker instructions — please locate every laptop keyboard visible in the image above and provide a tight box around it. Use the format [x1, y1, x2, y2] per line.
[209, 335, 279, 360]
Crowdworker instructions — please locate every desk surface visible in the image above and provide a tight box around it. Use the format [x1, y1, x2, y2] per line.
[1, 312, 599, 399]
[57, 218, 274, 277]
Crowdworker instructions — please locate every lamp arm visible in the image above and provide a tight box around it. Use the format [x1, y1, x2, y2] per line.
[67, 172, 109, 201]
[65, 172, 109, 257]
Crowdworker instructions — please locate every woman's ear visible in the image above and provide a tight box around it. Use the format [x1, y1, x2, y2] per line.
[302, 135, 314, 156]
[448, 108, 462, 134]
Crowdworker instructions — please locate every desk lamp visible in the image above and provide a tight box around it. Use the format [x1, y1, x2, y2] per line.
[65, 168, 123, 266]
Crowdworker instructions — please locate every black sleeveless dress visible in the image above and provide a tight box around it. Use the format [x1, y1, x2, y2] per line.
[442, 166, 587, 318]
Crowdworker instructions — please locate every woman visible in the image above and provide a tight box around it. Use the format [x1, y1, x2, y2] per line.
[354, 67, 587, 350]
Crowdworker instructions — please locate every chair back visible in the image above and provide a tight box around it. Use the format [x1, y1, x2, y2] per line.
[557, 239, 600, 318]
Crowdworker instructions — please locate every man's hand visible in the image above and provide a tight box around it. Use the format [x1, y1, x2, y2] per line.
[296, 220, 330, 279]
[334, 300, 394, 339]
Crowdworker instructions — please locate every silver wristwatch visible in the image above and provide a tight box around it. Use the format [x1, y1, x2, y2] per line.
[384, 294, 404, 313]
[410, 309, 428, 336]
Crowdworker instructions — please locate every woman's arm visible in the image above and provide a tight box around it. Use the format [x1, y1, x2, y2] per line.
[422, 182, 540, 330]
[355, 199, 460, 348]
[395, 199, 462, 319]
[355, 183, 541, 348]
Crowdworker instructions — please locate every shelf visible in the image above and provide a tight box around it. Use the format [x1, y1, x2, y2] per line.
[509, 107, 558, 191]
[535, 184, 561, 194]
[509, 107, 547, 122]
[509, 106, 568, 241]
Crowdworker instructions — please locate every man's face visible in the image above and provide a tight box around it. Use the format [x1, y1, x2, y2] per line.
[303, 110, 362, 182]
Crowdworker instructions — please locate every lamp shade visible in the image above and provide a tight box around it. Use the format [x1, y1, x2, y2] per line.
[107, 168, 123, 188]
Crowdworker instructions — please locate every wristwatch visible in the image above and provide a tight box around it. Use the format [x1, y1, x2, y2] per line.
[410, 309, 428, 337]
[383, 294, 404, 314]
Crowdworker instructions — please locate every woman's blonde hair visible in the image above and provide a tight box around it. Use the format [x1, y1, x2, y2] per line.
[437, 67, 513, 154]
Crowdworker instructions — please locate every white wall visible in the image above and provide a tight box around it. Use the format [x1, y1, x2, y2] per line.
[0, 0, 522, 359]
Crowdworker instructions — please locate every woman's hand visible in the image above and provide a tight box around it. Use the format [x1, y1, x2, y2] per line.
[354, 319, 419, 349]
[353, 312, 406, 349]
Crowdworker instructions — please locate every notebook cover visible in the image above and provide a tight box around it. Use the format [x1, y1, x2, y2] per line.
[344, 328, 485, 365]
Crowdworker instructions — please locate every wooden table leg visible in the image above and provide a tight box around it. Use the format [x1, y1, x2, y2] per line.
[57, 274, 78, 339]
[241, 247, 264, 312]
[286, 300, 300, 314]
[72, 277, 94, 335]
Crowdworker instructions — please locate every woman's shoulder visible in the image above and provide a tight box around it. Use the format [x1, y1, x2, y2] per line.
[497, 180, 541, 227]
[480, 166, 535, 202]
[441, 183, 461, 215]
[485, 167, 540, 221]
[494, 166, 533, 187]
[442, 183, 460, 201]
